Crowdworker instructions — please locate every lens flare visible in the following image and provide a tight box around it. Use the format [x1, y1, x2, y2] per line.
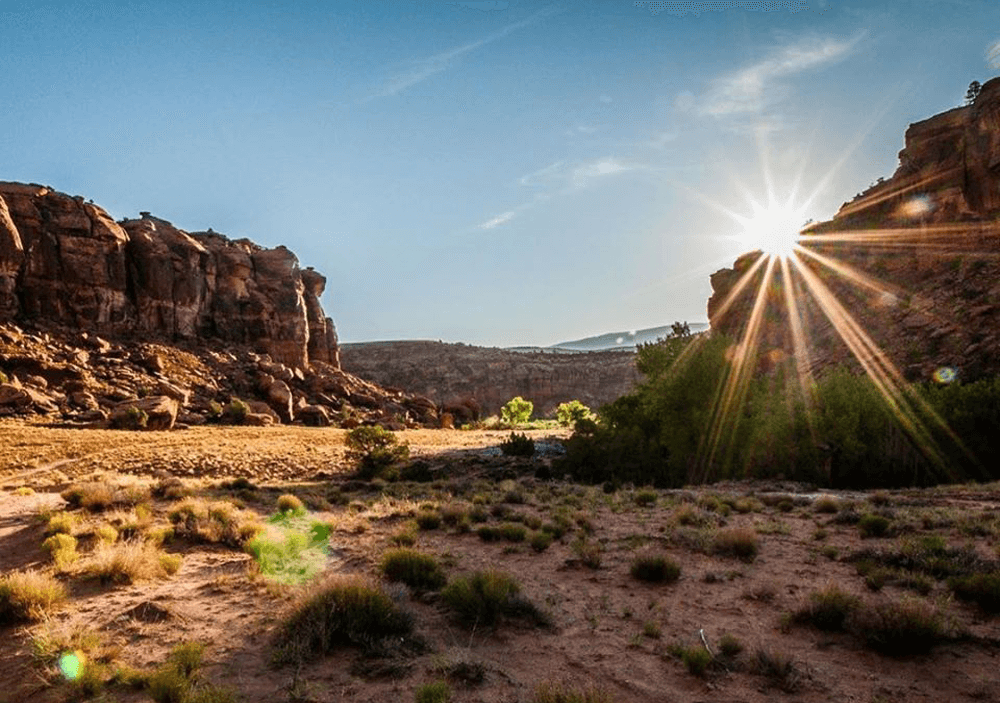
[59, 652, 83, 680]
[738, 203, 805, 258]
[933, 367, 957, 384]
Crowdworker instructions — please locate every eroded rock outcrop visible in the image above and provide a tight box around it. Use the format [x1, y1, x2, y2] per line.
[341, 340, 640, 418]
[0, 183, 337, 369]
[708, 76, 1000, 382]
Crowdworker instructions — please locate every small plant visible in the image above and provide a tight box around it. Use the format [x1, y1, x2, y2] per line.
[415, 510, 442, 530]
[795, 584, 861, 631]
[85, 540, 181, 585]
[501, 396, 533, 425]
[345, 425, 410, 478]
[42, 533, 79, 570]
[948, 571, 1000, 613]
[273, 576, 414, 663]
[379, 549, 447, 591]
[111, 404, 149, 430]
[718, 633, 743, 657]
[530, 531, 554, 552]
[753, 647, 799, 691]
[571, 535, 603, 568]
[223, 398, 249, 425]
[813, 495, 840, 514]
[169, 498, 261, 547]
[414, 680, 452, 703]
[734, 497, 763, 514]
[500, 523, 527, 542]
[712, 527, 759, 562]
[679, 645, 713, 676]
[642, 621, 661, 638]
[630, 554, 681, 583]
[0, 570, 66, 623]
[440, 570, 546, 628]
[634, 488, 657, 507]
[531, 681, 611, 703]
[858, 514, 891, 538]
[500, 432, 535, 457]
[45, 511, 77, 536]
[555, 400, 594, 428]
[850, 597, 949, 655]
[95, 523, 118, 544]
[276, 494, 305, 516]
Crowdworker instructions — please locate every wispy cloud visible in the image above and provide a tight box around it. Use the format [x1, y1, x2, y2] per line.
[366, 6, 559, 100]
[695, 33, 862, 117]
[477, 157, 635, 229]
[988, 38, 1000, 68]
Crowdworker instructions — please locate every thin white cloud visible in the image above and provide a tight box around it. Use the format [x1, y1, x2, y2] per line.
[696, 33, 862, 117]
[599, 95, 613, 103]
[565, 124, 599, 136]
[988, 39, 1000, 68]
[478, 157, 635, 229]
[366, 6, 559, 100]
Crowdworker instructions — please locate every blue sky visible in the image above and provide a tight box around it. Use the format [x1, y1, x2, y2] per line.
[2, 0, 998, 346]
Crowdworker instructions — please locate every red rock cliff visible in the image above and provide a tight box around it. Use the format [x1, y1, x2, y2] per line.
[0, 182, 338, 370]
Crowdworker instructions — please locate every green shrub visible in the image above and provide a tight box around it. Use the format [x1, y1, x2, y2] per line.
[949, 572, 1000, 613]
[379, 549, 447, 591]
[45, 511, 77, 536]
[679, 645, 713, 676]
[630, 554, 681, 583]
[42, 533, 78, 569]
[571, 536, 603, 568]
[752, 648, 799, 691]
[634, 488, 657, 507]
[223, 398, 249, 425]
[813, 495, 840, 513]
[530, 531, 554, 552]
[111, 405, 148, 430]
[415, 510, 442, 530]
[718, 633, 743, 657]
[556, 400, 594, 428]
[858, 514, 891, 538]
[273, 576, 413, 663]
[499, 523, 527, 542]
[795, 585, 861, 631]
[346, 426, 410, 478]
[501, 397, 533, 425]
[414, 680, 452, 703]
[440, 570, 546, 628]
[500, 432, 535, 457]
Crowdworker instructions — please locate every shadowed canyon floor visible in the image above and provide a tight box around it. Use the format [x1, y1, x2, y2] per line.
[1, 422, 999, 703]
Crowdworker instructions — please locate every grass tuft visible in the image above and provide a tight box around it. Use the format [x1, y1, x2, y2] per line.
[630, 554, 681, 583]
[414, 680, 452, 703]
[849, 597, 949, 655]
[380, 549, 447, 591]
[531, 681, 612, 703]
[0, 570, 66, 623]
[441, 570, 547, 628]
[712, 527, 759, 562]
[794, 584, 861, 631]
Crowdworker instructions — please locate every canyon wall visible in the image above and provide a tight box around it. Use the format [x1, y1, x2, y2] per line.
[341, 340, 641, 418]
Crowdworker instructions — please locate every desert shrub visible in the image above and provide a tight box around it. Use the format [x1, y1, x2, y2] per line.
[501, 396, 533, 425]
[441, 570, 546, 628]
[571, 536, 603, 568]
[477, 525, 502, 542]
[555, 400, 594, 428]
[630, 554, 681, 583]
[169, 498, 261, 547]
[85, 540, 181, 585]
[440, 503, 467, 527]
[45, 511, 77, 536]
[246, 519, 331, 585]
[718, 633, 743, 657]
[858, 514, 891, 538]
[273, 576, 414, 663]
[415, 510, 442, 530]
[95, 523, 119, 543]
[849, 597, 949, 655]
[678, 645, 712, 676]
[414, 680, 452, 703]
[346, 425, 410, 478]
[531, 681, 611, 703]
[753, 648, 799, 691]
[500, 523, 527, 542]
[734, 496, 763, 513]
[634, 488, 657, 507]
[0, 570, 66, 623]
[42, 533, 78, 570]
[391, 525, 418, 547]
[813, 495, 840, 513]
[399, 460, 434, 482]
[712, 527, 759, 562]
[500, 432, 535, 457]
[62, 481, 149, 512]
[795, 585, 861, 631]
[380, 549, 447, 591]
[948, 571, 1000, 613]
[276, 494, 305, 515]
[530, 531, 553, 552]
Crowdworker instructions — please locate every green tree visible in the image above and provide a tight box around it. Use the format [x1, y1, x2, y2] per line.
[966, 80, 982, 105]
[500, 396, 533, 425]
[555, 400, 594, 427]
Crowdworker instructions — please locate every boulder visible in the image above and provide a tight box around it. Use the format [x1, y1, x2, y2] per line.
[298, 404, 330, 427]
[110, 395, 179, 430]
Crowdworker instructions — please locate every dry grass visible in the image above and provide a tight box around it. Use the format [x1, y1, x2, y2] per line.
[168, 497, 261, 546]
[84, 540, 183, 585]
[0, 570, 67, 623]
[712, 527, 759, 562]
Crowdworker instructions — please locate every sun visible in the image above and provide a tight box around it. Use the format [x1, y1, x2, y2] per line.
[737, 202, 807, 259]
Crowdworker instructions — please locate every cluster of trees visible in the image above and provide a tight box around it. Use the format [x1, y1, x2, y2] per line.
[557, 333, 1000, 489]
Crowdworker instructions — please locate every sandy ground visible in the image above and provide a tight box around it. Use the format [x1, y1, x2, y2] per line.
[1, 420, 999, 703]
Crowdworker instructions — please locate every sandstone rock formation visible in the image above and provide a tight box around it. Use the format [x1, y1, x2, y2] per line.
[0, 182, 438, 428]
[708, 76, 1000, 382]
[341, 340, 641, 418]
[0, 182, 337, 369]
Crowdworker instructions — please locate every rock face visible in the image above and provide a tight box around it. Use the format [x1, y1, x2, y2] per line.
[0, 182, 338, 370]
[341, 340, 641, 418]
[708, 76, 1000, 382]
